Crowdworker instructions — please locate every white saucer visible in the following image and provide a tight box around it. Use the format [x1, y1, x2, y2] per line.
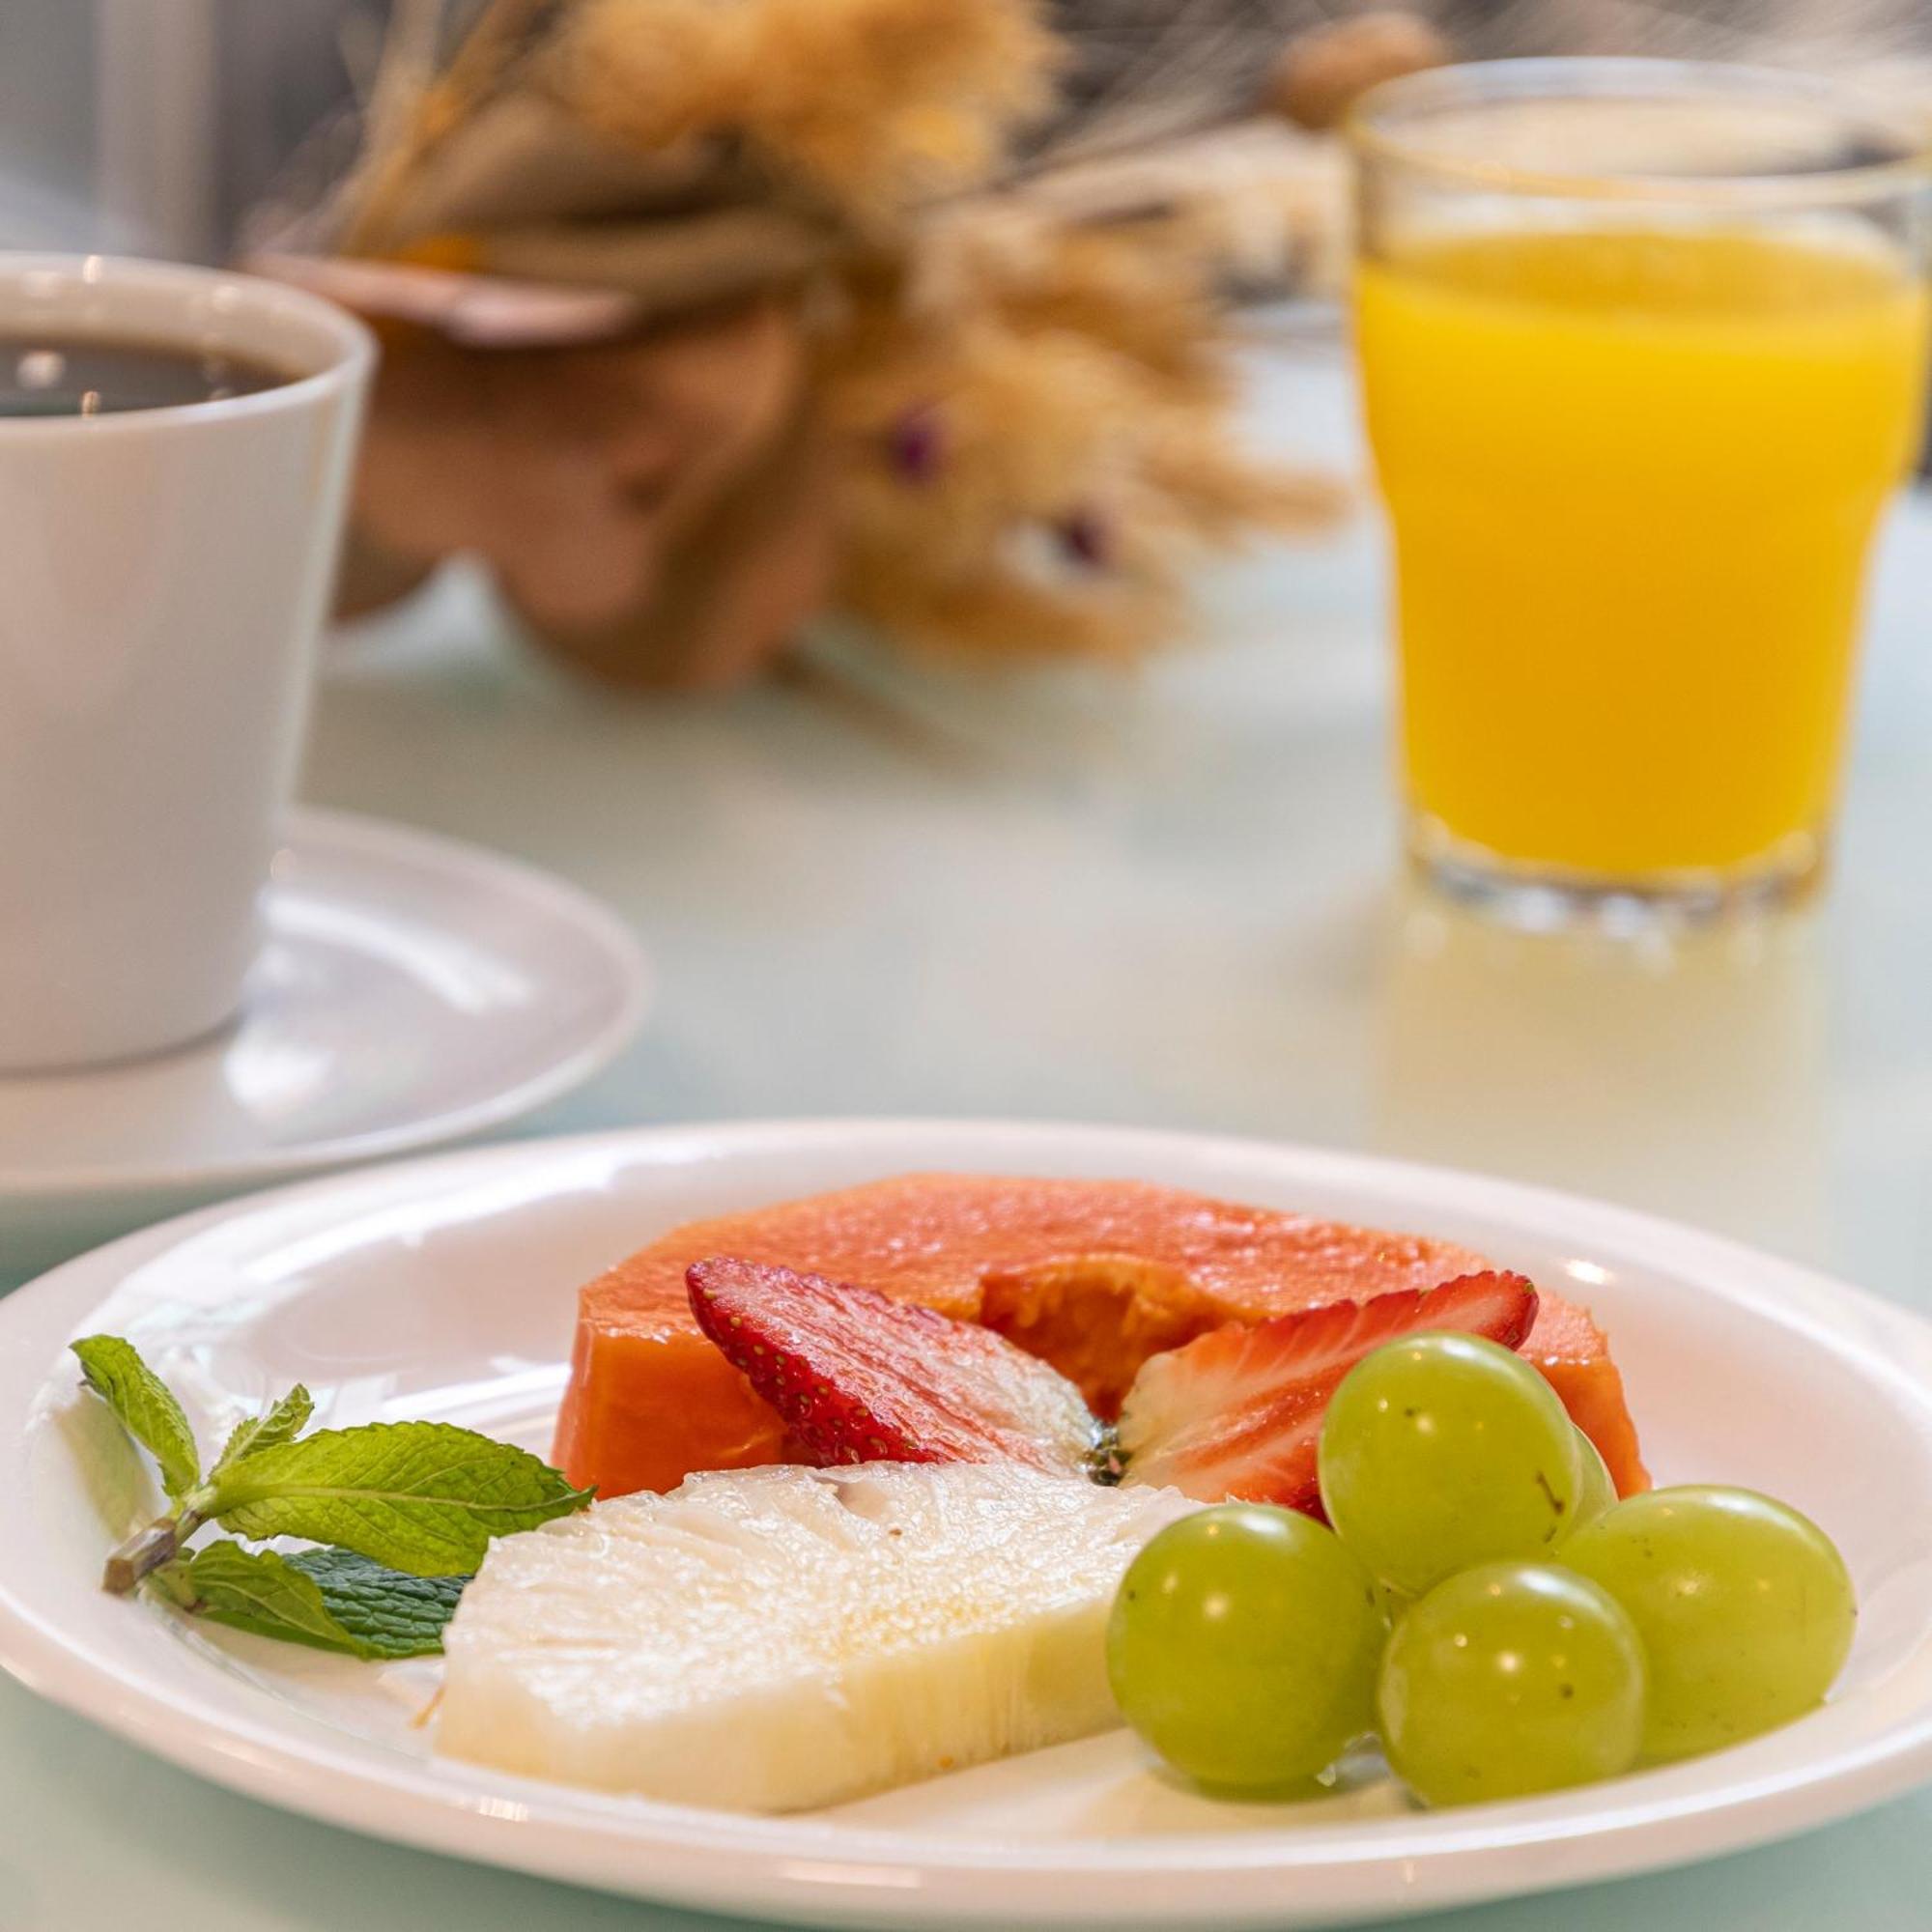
[0, 810, 647, 1269]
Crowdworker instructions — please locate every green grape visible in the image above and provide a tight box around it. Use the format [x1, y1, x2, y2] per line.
[1560, 1427, 1617, 1545]
[1378, 1561, 1647, 1807]
[1107, 1502, 1384, 1790]
[1318, 1333, 1583, 1596]
[1563, 1485, 1857, 1762]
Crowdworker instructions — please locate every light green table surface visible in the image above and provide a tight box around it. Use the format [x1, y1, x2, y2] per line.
[4, 349, 1930, 1929]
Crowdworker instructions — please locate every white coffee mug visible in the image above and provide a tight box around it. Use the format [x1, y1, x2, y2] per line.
[0, 256, 374, 1070]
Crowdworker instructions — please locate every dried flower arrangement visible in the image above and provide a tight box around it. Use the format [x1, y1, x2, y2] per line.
[270, 0, 1449, 665]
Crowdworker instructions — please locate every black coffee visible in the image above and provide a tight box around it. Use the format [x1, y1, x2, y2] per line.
[0, 335, 291, 417]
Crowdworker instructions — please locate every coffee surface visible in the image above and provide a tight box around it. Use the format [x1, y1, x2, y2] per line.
[0, 335, 290, 416]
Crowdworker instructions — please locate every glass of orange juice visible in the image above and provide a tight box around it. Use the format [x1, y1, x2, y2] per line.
[1350, 60, 1930, 924]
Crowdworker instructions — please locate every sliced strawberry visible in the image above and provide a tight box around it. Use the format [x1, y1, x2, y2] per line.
[687, 1256, 1099, 1476]
[1116, 1270, 1539, 1511]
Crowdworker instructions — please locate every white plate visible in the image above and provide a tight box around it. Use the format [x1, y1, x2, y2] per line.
[2, 1120, 1931, 1930]
[0, 810, 647, 1269]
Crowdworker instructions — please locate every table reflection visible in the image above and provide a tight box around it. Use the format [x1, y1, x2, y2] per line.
[1372, 888, 1828, 1267]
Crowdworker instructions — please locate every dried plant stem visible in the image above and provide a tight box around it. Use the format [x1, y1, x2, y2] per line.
[339, 0, 563, 252]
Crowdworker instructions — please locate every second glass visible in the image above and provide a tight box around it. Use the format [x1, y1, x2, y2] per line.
[1350, 60, 1930, 923]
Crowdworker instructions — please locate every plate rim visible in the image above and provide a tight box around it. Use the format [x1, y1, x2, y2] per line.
[3, 1117, 1932, 1929]
[0, 808, 650, 1199]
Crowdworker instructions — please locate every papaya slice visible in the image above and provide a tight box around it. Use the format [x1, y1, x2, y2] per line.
[554, 1173, 1647, 1500]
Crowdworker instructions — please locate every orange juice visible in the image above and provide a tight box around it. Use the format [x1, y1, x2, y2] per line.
[1357, 227, 1927, 878]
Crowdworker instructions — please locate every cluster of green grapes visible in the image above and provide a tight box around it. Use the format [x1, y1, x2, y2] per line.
[1106, 1332, 1858, 1806]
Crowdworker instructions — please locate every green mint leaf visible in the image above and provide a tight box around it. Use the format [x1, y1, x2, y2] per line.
[205, 1421, 591, 1577]
[285, 1548, 468, 1658]
[71, 1336, 201, 1503]
[169, 1543, 360, 1655]
[167, 1543, 466, 1660]
[170, 1542, 431, 1660]
[212, 1385, 314, 1480]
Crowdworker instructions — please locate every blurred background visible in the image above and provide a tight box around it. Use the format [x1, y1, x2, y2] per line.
[13, 2, 1932, 260]
[0, 2, 372, 260]
[3, 0, 1928, 1293]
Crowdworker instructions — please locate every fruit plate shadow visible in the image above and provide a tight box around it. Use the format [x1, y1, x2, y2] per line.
[4, 1120, 1932, 1931]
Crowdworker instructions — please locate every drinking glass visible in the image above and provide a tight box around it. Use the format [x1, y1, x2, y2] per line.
[1350, 60, 1931, 924]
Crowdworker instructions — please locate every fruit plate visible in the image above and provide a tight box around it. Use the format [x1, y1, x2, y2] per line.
[3, 1120, 1932, 1931]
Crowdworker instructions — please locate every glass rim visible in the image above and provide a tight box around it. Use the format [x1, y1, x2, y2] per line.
[1347, 56, 1932, 207]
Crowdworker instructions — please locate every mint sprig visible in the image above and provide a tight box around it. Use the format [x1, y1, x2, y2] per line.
[72, 1335, 591, 1654]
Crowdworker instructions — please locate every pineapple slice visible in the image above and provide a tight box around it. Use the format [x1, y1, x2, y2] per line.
[438, 1462, 1193, 1811]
